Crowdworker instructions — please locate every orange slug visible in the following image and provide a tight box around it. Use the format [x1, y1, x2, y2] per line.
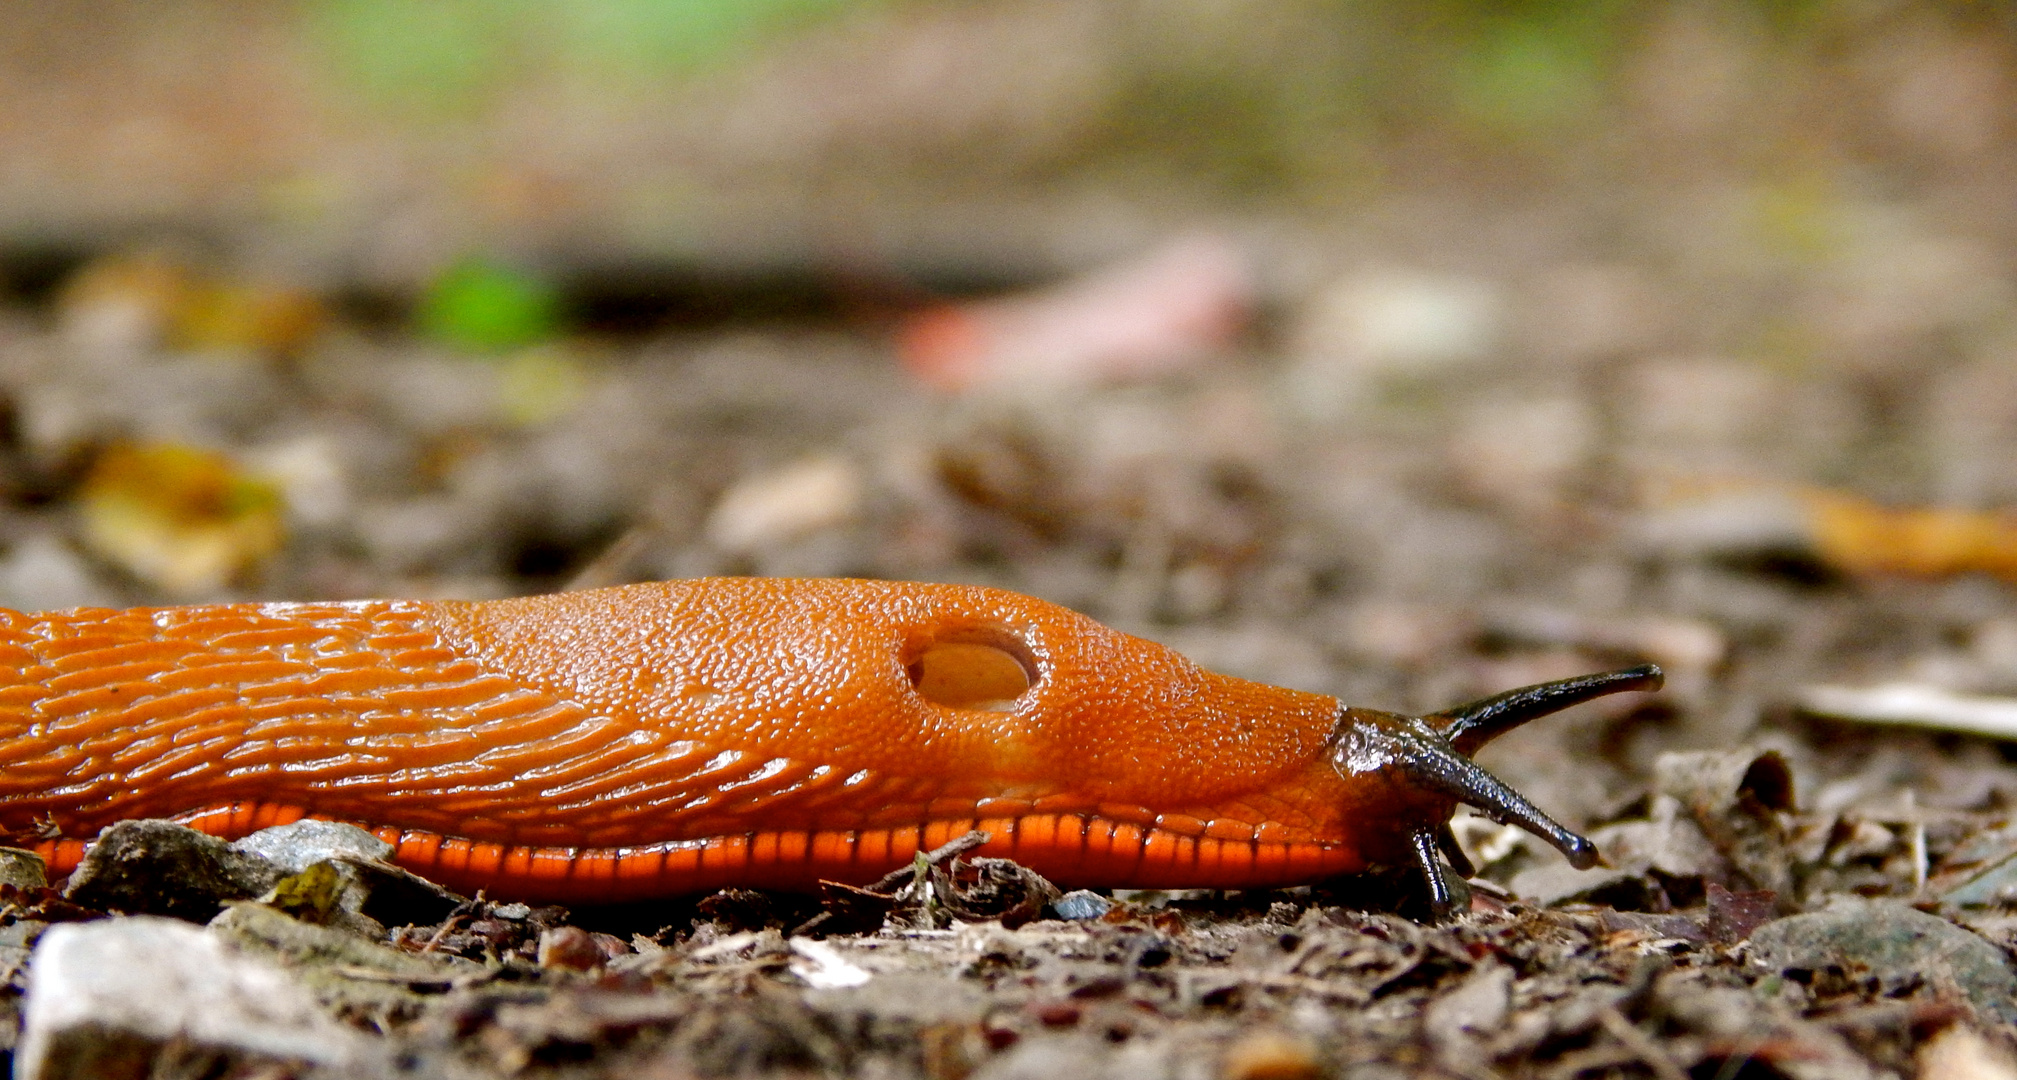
[0, 578, 1659, 912]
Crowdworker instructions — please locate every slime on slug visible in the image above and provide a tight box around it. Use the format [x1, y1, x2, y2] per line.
[0, 578, 1661, 917]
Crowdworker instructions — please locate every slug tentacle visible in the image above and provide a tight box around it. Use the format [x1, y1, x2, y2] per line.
[1410, 827, 1454, 918]
[1435, 822, 1473, 878]
[1431, 664, 1664, 756]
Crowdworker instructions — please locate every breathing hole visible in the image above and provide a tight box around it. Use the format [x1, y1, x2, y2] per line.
[908, 635, 1036, 711]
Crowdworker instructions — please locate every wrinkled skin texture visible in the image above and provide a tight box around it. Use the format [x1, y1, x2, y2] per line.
[0, 579, 1415, 900]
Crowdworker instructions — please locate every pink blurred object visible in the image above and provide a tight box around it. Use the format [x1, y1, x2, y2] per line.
[899, 233, 1253, 392]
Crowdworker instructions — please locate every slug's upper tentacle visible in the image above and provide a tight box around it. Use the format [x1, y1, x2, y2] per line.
[1430, 664, 1664, 756]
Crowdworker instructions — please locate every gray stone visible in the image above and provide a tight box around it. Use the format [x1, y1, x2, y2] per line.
[1748, 900, 2017, 1024]
[233, 820, 392, 874]
[16, 916, 380, 1080]
[1050, 890, 1113, 921]
[1507, 863, 1659, 909]
[64, 820, 281, 923]
[211, 901, 475, 981]
[210, 902, 481, 1019]
[232, 821, 461, 932]
[0, 845, 47, 890]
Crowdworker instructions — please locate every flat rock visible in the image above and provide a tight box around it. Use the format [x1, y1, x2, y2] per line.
[234, 819, 459, 931]
[0, 846, 47, 890]
[16, 916, 380, 1080]
[63, 820, 280, 923]
[233, 820, 392, 874]
[1505, 863, 1659, 909]
[211, 900, 482, 982]
[1748, 901, 2017, 1023]
[210, 901, 481, 1017]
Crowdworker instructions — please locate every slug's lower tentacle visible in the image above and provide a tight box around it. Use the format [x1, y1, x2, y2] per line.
[1410, 827, 1454, 919]
[1436, 822, 1474, 878]
[1405, 735, 1600, 869]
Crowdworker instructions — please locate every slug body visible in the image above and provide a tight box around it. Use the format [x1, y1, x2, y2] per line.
[0, 578, 1656, 906]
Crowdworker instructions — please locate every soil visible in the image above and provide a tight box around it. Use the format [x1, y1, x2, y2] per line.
[3, 2, 2017, 1077]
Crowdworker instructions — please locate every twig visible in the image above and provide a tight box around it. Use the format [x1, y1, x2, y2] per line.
[419, 892, 484, 954]
[565, 525, 657, 591]
[1905, 789, 1928, 894]
[324, 964, 460, 990]
[1800, 683, 2017, 740]
[866, 830, 993, 895]
[789, 831, 993, 937]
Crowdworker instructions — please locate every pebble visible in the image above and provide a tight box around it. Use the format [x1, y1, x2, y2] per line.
[788, 937, 873, 989]
[705, 455, 864, 554]
[1627, 484, 1810, 559]
[537, 926, 606, 972]
[1220, 1029, 1323, 1080]
[1297, 270, 1500, 373]
[1283, 269, 1501, 421]
[1918, 1024, 2017, 1080]
[64, 820, 281, 924]
[1050, 890, 1113, 921]
[0, 845, 46, 890]
[1748, 901, 2017, 1023]
[1423, 962, 1512, 1062]
[16, 917, 378, 1080]
[232, 819, 393, 875]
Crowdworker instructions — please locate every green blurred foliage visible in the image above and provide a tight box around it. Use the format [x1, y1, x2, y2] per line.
[1060, 0, 1641, 197]
[1752, 175, 1855, 264]
[1088, 0, 1931, 187]
[309, 0, 520, 114]
[553, 0, 861, 75]
[1446, 2, 1621, 135]
[309, 0, 861, 115]
[418, 258, 563, 353]
[304, 0, 1967, 198]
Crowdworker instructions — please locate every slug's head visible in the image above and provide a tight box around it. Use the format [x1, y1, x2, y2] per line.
[1330, 664, 1662, 918]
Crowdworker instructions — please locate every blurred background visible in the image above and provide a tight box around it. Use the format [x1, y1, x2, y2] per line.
[2, 0, 2017, 829]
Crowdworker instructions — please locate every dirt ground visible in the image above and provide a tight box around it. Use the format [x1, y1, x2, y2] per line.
[4, 2, 2017, 1078]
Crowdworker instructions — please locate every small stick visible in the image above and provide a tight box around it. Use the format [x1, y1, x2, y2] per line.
[866, 830, 992, 895]
[790, 831, 994, 937]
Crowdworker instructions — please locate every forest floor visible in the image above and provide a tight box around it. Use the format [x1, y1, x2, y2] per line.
[4, 2, 2017, 1078]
